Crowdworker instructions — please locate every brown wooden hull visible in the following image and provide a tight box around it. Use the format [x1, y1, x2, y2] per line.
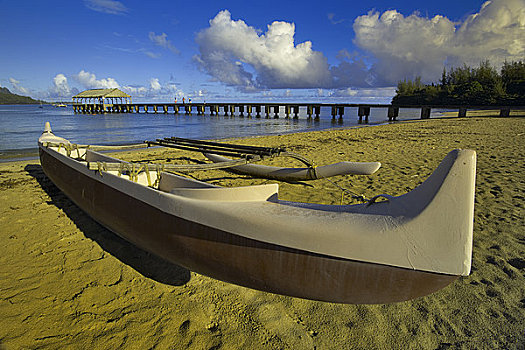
[40, 147, 457, 304]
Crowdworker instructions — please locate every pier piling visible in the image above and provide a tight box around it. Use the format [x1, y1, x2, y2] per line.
[293, 105, 300, 118]
[388, 106, 399, 121]
[358, 106, 370, 124]
[421, 107, 431, 119]
[331, 106, 337, 119]
[265, 105, 271, 118]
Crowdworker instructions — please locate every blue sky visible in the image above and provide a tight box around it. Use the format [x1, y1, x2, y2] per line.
[1, 0, 523, 103]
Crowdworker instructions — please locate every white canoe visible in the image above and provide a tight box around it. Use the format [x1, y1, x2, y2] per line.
[38, 122, 475, 304]
[204, 153, 381, 181]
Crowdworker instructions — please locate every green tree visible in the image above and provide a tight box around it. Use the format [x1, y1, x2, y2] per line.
[392, 60, 525, 106]
[501, 61, 525, 98]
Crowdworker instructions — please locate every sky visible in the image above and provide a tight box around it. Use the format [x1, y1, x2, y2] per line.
[0, 0, 524, 103]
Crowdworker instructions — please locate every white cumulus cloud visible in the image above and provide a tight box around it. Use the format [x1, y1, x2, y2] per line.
[148, 32, 180, 54]
[195, 3, 524, 92]
[353, 0, 525, 84]
[121, 85, 147, 95]
[149, 78, 162, 91]
[51, 74, 71, 96]
[73, 70, 120, 89]
[194, 10, 332, 91]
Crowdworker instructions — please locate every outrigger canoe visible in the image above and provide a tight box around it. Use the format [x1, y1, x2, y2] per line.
[39, 122, 476, 304]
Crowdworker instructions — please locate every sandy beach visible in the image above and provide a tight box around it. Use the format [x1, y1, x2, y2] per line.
[1, 116, 524, 349]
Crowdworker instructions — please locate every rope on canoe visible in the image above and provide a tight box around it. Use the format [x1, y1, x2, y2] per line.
[45, 142, 148, 151]
[44, 142, 85, 160]
[323, 177, 369, 205]
[145, 164, 152, 187]
[153, 164, 164, 188]
[96, 161, 107, 176]
[366, 194, 394, 206]
[323, 179, 392, 206]
[279, 152, 315, 168]
[87, 158, 253, 173]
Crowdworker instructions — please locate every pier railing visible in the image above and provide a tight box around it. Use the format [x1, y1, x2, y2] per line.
[71, 102, 525, 123]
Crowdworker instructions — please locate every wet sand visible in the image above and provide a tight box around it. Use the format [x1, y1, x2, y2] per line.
[1, 117, 524, 349]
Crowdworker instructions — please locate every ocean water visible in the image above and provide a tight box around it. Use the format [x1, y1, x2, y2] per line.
[0, 104, 447, 161]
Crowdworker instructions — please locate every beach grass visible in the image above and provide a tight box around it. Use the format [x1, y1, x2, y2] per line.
[0, 117, 524, 349]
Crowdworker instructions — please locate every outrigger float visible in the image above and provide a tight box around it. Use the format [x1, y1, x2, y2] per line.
[39, 122, 476, 304]
[146, 136, 382, 181]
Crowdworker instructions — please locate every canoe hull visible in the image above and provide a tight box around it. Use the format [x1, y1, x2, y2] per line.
[40, 146, 457, 304]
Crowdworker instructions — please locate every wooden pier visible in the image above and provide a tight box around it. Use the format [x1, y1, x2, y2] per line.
[71, 102, 524, 123]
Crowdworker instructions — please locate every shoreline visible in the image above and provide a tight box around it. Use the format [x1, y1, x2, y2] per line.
[1, 117, 524, 348]
[2, 110, 523, 163]
[0, 118, 396, 163]
[2, 104, 521, 162]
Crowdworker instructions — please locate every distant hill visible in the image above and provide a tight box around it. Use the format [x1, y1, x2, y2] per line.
[0, 87, 44, 104]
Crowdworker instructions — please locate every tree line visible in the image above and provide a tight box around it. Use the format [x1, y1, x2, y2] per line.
[392, 61, 525, 106]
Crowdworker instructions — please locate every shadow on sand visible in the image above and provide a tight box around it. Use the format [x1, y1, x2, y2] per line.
[25, 163, 191, 287]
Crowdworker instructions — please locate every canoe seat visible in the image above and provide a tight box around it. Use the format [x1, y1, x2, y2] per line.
[158, 171, 219, 191]
[170, 185, 279, 202]
[85, 150, 127, 163]
[158, 172, 278, 202]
